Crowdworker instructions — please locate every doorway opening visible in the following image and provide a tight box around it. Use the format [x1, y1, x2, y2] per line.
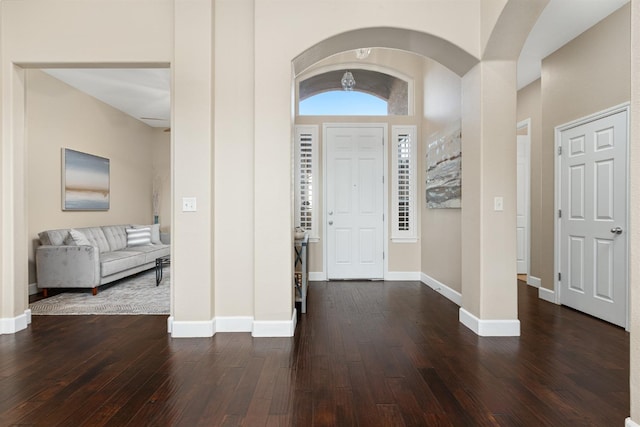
[516, 119, 531, 282]
[26, 66, 172, 315]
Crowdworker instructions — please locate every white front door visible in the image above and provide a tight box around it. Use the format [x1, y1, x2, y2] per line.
[326, 125, 384, 279]
[559, 108, 628, 327]
[516, 126, 530, 275]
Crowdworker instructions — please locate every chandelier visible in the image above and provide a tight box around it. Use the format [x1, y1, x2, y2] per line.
[341, 71, 356, 91]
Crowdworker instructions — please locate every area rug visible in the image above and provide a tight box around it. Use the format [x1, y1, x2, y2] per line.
[29, 269, 170, 315]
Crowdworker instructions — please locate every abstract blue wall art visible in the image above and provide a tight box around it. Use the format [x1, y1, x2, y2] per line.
[426, 124, 462, 209]
[62, 148, 110, 211]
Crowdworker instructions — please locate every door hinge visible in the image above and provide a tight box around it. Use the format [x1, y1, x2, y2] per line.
[558, 209, 562, 218]
[383, 252, 385, 260]
[558, 272, 561, 281]
[558, 145, 562, 155]
[382, 213, 385, 221]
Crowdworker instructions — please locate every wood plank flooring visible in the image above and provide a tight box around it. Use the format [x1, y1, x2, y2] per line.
[1, 280, 629, 426]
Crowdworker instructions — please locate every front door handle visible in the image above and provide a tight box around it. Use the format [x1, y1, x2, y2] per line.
[328, 220, 333, 226]
[610, 227, 623, 235]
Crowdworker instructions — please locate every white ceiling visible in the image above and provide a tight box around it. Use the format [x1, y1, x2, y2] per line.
[43, 0, 629, 127]
[517, 0, 629, 89]
[43, 68, 171, 128]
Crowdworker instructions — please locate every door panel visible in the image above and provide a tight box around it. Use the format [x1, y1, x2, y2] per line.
[559, 109, 627, 327]
[326, 126, 384, 279]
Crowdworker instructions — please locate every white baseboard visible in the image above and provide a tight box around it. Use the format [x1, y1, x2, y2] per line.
[170, 317, 216, 338]
[29, 283, 39, 296]
[0, 309, 31, 335]
[538, 286, 557, 304]
[168, 311, 298, 338]
[216, 316, 253, 333]
[527, 276, 541, 288]
[309, 272, 326, 281]
[459, 308, 520, 337]
[252, 310, 297, 337]
[385, 271, 421, 281]
[420, 273, 462, 306]
[626, 417, 640, 427]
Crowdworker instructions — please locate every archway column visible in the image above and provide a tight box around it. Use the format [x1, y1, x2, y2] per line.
[0, 65, 30, 335]
[460, 59, 520, 336]
[169, 0, 216, 337]
[251, 0, 297, 337]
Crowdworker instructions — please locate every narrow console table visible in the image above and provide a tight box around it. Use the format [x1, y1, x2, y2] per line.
[294, 233, 309, 313]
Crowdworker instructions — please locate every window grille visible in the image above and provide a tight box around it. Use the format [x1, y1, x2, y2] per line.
[392, 126, 417, 241]
[294, 125, 319, 240]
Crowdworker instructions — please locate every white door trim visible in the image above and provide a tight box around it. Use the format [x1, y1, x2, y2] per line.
[554, 103, 630, 329]
[322, 123, 388, 280]
[517, 118, 531, 276]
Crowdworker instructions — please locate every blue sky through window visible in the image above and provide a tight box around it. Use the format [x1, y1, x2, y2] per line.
[299, 90, 387, 116]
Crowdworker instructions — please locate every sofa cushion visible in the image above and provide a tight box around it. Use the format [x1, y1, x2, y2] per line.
[102, 225, 129, 251]
[65, 229, 92, 246]
[38, 229, 72, 246]
[100, 251, 147, 276]
[126, 244, 170, 263]
[126, 227, 152, 247]
[133, 224, 161, 244]
[77, 227, 111, 253]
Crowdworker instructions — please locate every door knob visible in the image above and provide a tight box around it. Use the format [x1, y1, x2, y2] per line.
[610, 227, 623, 235]
[328, 211, 333, 216]
[328, 220, 333, 225]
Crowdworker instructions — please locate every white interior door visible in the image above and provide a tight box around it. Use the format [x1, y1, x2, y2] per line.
[326, 125, 384, 279]
[559, 109, 628, 327]
[516, 128, 530, 275]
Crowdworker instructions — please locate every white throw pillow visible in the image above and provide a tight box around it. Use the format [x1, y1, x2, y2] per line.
[65, 229, 92, 246]
[133, 224, 161, 244]
[126, 227, 152, 247]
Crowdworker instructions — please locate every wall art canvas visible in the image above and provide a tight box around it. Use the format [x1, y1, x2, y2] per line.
[62, 148, 110, 210]
[426, 125, 461, 208]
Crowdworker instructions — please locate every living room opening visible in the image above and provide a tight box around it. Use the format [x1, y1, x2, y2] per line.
[27, 67, 172, 315]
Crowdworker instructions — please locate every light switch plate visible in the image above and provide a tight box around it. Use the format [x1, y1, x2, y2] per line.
[182, 197, 197, 212]
[494, 196, 504, 212]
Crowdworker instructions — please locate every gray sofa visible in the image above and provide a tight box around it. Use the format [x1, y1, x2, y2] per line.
[36, 224, 170, 295]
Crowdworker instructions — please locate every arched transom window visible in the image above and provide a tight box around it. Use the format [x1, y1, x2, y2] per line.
[298, 69, 409, 116]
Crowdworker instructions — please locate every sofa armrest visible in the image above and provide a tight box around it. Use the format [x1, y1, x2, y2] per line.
[36, 245, 100, 288]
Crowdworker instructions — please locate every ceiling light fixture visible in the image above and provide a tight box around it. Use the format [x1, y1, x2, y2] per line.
[341, 71, 356, 91]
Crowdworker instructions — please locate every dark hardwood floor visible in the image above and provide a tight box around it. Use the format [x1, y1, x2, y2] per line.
[1, 280, 629, 426]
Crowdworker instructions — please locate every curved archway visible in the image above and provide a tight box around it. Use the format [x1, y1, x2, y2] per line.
[253, 1, 548, 337]
[292, 27, 479, 78]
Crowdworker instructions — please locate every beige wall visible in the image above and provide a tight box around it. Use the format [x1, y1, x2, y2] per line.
[151, 129, 171, 233]
[421, 59, 462, 291]
[172, 0, 215, 323]
[295, 49, 423, 276]
[27, 69, 158, 284]
[516, 79, 541, 281]
[540, 4, 631, 291]
[461, 60, 518, 320]
[214, 0, 255, 318]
